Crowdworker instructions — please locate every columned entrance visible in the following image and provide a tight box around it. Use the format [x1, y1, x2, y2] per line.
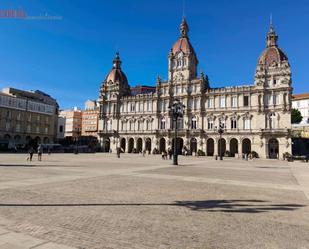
[207, 138, 214, 156]
[268, 138, 279, 159]
[145, 138, 151, 153]
[218, 138, 226, 157]
[159, 138, 166, 153]
[242, 138, 251, 155]
[190, 137, 197, 154]
[230, 138, 238, 157]
[136, 138, 143, 153]
[120, 138, 126, 152]
[128, 138, 134, 153]
[104, 138, 110, 152]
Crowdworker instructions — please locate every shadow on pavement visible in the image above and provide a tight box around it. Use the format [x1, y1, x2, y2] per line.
[0, 164, 78, 167]
[0, 199, 305, 213]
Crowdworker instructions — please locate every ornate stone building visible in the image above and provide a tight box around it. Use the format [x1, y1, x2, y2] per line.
[98, 18, 292, 159]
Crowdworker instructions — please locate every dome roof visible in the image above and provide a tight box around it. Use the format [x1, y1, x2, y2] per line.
[104, 52, 128, 85]
[105, 68, 128, 84]
[171, 17, 196, 55]
[257, 25, 288, 66]
[258, 46, 288, 66]
[172, 37, 195, 54]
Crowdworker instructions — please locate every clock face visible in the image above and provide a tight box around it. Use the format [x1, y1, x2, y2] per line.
[177, 52, 183, 58]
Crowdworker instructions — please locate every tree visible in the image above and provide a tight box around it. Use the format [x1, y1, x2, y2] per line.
[291, 108, 303, 124]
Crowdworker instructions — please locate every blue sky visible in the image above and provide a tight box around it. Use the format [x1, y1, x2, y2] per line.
[0, 0, 308, 109]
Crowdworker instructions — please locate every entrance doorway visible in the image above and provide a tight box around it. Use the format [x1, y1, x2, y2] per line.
[268, 138, 279, 159]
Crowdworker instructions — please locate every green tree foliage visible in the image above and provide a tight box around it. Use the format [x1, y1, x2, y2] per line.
[291, 108, 303, 124]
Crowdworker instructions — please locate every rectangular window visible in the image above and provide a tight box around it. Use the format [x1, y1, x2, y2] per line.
[130, 103, 135, 112]
[191, 119, 197, 129]
[5, 122, 10, 131]
[244, 96, 249, 107]
[244, 119, 251, 130]
[220, 97, 226, 108]
[207, 98, 213, 108]
[231, 96, 237, 108]
[207, 120, 213, 130]
[147, 101, 152, 111]
[231, 119, 237, 129]
[273, 95, 277, 105]
[160, 119, 165, 130]
[16, 123, 21, 132]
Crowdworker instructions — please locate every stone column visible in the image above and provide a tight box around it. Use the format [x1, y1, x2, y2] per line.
[214, 138, 218, 156]
[238, 141, 242, 158]
[226, 139, 230, 154]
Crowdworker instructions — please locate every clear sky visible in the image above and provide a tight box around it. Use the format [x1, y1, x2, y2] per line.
[0, 0, 308, 109]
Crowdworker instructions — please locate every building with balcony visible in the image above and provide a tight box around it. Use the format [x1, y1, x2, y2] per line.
[0, 87, 59, 149]
[98, 18, 292, 159]
[59, 107, 82, 138]
[81, 100, 99, 137]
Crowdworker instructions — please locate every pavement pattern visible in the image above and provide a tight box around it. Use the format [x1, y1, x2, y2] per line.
[0, 153, 308, 249]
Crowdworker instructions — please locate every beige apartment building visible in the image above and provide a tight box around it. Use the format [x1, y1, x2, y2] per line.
[81, 100, 99, 137]
[292, 93, 309, 126]
[59, 108, 82, 138]
[98, 18, 292, 159]
[0, 88, 59, 149]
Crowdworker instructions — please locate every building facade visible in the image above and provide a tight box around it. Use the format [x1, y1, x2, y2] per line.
[292, 93, 309, 126]
[98, 18, 292, 159]
[57, 116, 66, 140]
[81, 100, 99, 137]
[0, 87, 59, 149]
[59, 107, 82, 138]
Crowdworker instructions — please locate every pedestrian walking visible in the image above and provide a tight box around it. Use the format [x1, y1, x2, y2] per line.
[168, 147, 172, 160]
[117, 147, 120, 158]
[37, 144, 43, 161]
[27, 147, 34, 162]
[164, 151, 168, 160]
[47, 147, 51, 155]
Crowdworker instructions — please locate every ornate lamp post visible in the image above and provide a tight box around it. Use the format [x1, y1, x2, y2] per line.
[216, 123, 224, 160]
[169, 99, 185, 165]
[74, 130, 81, 154]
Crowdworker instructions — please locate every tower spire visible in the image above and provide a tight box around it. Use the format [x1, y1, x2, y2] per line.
[112, 51, 121, 69]
[180, 16, 189, 38]
[266, 17, 278, 47]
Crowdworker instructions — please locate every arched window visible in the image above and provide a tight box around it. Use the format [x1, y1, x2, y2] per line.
[191, 117, 197, 129]
[160, 118, 166, 130]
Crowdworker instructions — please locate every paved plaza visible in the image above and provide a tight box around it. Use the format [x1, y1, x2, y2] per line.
[0, 153, 308, 249]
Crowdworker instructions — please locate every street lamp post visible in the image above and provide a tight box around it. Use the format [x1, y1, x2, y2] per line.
[169, 99, 185, 166]
[217, 123, 224, 160]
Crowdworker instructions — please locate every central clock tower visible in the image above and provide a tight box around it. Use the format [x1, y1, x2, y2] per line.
[168, 17, 198, 82]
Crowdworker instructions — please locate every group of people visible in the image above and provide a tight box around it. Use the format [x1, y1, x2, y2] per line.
[161, 148, 173, 160]
[27, 144, 48, 162]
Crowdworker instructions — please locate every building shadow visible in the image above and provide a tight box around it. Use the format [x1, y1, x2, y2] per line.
[0, 199, 305, 213]
[0, 164, 78, 167]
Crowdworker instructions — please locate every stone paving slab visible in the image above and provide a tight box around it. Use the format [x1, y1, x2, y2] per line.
[0, 153, 308, 248]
